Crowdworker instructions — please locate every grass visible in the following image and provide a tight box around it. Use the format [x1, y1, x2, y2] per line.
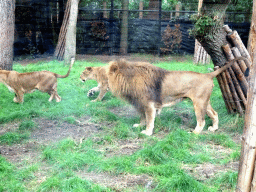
[0, 55, 243, 191]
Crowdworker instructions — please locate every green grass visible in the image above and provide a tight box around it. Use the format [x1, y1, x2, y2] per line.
[0, 55, 243, 191]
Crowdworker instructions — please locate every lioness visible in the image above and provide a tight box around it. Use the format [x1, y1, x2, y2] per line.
[0, 58, 75, 103]
[106, 57, 247, 136]
[80, 66, 108, 102]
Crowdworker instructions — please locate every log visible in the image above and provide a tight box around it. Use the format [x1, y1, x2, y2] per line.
[221, 71, 236, 111]
[224, 70, 244, 115]
[228, 67, 247, 107]
[215, 66, 233, 113]
[232, 47, 248, 73]
[223, 24, 232, 34]
[228, 30, 251, 62]
[222, 44, 249, 99]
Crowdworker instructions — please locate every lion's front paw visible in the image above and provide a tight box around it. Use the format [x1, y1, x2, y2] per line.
[87, 89, 95, 97]
[208, 126, 218, 132]
[141, 130, 153, 136]
[133, 124, 141, 128]
[13, 97, 18, 103]
[192, 130, 200, 134]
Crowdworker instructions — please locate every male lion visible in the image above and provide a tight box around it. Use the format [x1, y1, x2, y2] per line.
[0, 57, 75, 103]
[106, 57, 247, 136]
[80, 66, 109, 102]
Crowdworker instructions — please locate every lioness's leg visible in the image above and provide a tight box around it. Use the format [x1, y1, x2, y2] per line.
[87, 86, 100, 97]
[141, 102, 156, 136]
[54, 92, 61, 102]
[15, 91, 24, 103]
[13, 94, 18, 103]
[206, 102, 218, 132]
[48, 83, 61, 102]
[93, 86, 108, 102]
[192, 100, 207, 134]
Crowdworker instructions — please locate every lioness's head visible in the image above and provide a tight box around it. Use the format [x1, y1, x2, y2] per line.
[80, 67, 96, 82]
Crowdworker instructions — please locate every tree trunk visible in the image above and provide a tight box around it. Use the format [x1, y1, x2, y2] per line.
[64, 0, 79, 65]
[236, 1, 256, 190]
[236, 53, 256, 192]
[0, 0, 15, 70]
[193, 0, 231, 67]
[247, 0, 256, 60]
[120, 0, 129, 55]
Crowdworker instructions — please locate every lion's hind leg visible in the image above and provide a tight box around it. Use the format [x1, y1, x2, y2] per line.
[206, 102, 218, 132]
[192, 100, 207, 134]
[45, 83, 61, 102]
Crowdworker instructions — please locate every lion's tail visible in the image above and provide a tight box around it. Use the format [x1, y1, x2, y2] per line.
[55, 57, 75, 78]
[209, 57, 249, 78]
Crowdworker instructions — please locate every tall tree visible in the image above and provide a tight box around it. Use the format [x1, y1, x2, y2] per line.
[120, 0, 129, 55]
[236, 1, 256, 190]
[236, 53, 256, 192]
[191, 0, 231, 67]
[247, 0, 256, 60]
[0, 0, 15, 70]
[64, 0, 79, 64]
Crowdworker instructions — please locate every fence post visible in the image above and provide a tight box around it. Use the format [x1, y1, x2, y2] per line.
[139, 0, 143, 19]
[103, 1, 108, 18]
[158, 0, 162, 56]
[109, 0, 114, 55]
[175, 1, 181, 18]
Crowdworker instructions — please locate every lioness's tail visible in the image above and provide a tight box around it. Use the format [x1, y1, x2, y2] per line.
[55, 57, 75, 78]
[209, 57, 250, 78]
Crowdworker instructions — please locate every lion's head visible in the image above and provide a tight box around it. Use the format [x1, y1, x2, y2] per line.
[80, 67, 97, 82]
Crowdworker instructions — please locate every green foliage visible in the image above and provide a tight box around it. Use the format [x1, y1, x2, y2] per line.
[0, 131, 30, 145]
[0, 156, 26, 191]
[18, 120, 36, 131]
[38, 173, 113, 192]
[189, 14, 218, 38]
[213, 171, 238, 190]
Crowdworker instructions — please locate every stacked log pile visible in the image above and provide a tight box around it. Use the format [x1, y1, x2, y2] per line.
[54, 0, 71, 60]
[214, 25, 252, 115]
[194, 40, 211, 64]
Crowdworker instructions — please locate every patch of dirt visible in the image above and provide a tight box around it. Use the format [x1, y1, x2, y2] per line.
[14, 53, 192, 66]
[0, 116, 101, 163]
[183, 161, 239, 181]
[0, 142, 40, 164]
[100, 138, 144, 158]
[31, 117, 100, 143]
[77, 171, 154, 191]
[14, 53, 53, 65]
[108, 105, 138, 119]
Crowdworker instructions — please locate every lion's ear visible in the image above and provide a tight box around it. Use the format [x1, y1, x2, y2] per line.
[86, 67, 92, 71]
[109, 63, 118, 73]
